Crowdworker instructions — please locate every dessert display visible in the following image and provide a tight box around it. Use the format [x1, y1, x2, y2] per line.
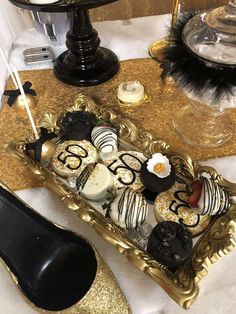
[25, 127, 57, 162]
[104, 151, 147, 190]
[91, 125, 118, 160]
[147, 221, 193, 268]
[140, 153, 176, 202]
[76, 163, 114, 201]
[188, 176, 232, 216]
[154, 183, 211, 236]
[117, 81, 145, 103]
[18, 103, 235, 292]
[52, 140, 98, 177]
[109, 188, 148, 230]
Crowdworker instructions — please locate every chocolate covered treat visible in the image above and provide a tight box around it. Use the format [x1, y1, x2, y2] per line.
[140, 153, 175, 195]
[188, 176, 232, 216]
[91, 125, 118, 160]
[109, 188, 148, 230]
[104, 151, 147, 190]
[52, 140, 98, 177]
[76, 163, 114, 201]
[147, 221, 193, 269]
[60, 111, 96, 141]
[154, 183, 210, 236]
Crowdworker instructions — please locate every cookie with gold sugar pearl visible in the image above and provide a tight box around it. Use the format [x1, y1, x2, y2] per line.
[154, 183, 211, 237]
[52, 140, 98, 178]
[103, 151, 147, 190]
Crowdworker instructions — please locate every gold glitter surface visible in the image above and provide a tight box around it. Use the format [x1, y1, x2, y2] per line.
[2, 58, 236, 191]
[52, 251, 131, 314]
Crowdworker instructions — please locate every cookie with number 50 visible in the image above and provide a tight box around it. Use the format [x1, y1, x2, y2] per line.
[104, 151, 147, 190]
[52, 140, 98, 178]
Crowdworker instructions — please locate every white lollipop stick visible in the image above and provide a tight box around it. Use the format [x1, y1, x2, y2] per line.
[13, 68, 39, 139]
[0, 46, 18, 89]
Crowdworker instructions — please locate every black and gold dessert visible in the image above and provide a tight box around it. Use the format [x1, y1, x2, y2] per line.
[154, 183, 210, 237]
[25, 127, 57, 162]
[140, 153, 175, 202]
[188, 176, 232, 216]
[60, 111, 96, 141]
[109, 188, 148, 230]
[104, 151, 147, 190]
[147, 221, 193, 269]
[52, 140, 98, 177]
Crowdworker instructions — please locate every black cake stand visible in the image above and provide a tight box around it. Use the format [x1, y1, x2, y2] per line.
[9, 0, 119, 86]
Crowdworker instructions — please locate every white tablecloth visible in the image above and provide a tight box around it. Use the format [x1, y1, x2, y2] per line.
[1, 14, 236, 314]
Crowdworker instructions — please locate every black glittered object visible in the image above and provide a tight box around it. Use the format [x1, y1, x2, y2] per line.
[4, 81, 36, 107]
[60, 111, 96, 141]
[25, 127, 57, 162]
[147, 221, 193, 269]
[162, 11, 236, 103]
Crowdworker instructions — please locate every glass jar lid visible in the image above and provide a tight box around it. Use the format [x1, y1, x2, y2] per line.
[183, 1, 236, 65]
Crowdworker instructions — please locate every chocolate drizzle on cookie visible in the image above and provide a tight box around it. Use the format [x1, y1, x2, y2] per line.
[117, 188, 148, 230]
[91, 126, 117, 153]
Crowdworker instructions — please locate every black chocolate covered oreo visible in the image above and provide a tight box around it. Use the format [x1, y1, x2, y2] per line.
[60, 111, 96, 141]
[140, 160, 175, 194]
[147, 221, 192, 268]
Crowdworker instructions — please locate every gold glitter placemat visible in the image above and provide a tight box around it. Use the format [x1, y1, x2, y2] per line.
[1, 58, 236, 191]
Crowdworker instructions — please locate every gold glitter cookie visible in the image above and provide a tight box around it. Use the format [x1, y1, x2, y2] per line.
[52, 140, 98, 177]
[154, 183, 211, 237]
[104, 151, 147, 190]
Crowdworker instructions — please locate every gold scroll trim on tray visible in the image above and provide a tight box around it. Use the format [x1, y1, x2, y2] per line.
[2, 58, 236, 191]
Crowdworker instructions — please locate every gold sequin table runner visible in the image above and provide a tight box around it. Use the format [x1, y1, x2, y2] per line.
[1, 58, 236, 190]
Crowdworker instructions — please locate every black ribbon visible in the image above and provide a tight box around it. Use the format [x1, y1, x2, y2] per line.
[4, 81, 36, 107]
[25, 127, 56, 162]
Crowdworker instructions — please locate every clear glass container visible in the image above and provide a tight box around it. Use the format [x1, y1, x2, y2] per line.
[173, 1, 236, 148]
[183, 0, 236, 65]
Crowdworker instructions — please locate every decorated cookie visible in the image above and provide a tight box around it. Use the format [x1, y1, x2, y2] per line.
[117, 81, 145, 103]
[76, 163, 114, 201]
[154, 183, 211, 236]
[104, 151, 147, 190]
[52, 140, 98, 177]
[109, 188, 148, 230]
[60, 111, 96, 141]
[91, 125, 118, 160]
[147, 221, 193, 269]
[140, 153, 175, 195]
[188, 176, 231, 216]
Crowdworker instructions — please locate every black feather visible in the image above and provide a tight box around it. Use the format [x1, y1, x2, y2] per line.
[162, 12, 236, 104]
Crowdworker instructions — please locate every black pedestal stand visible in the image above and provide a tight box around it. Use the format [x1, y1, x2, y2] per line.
[8, 0, 119, 86]
[54, 8, 119, 86]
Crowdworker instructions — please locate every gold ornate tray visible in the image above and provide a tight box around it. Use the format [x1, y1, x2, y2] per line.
[8, 93, 236, 309]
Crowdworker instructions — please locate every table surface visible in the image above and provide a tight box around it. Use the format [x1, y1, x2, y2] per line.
[1, 14, 236, 314]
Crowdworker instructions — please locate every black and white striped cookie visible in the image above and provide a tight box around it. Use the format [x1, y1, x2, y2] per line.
[110, 188, 148, 230]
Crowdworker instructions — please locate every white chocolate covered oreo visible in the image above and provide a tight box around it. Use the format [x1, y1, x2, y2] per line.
[76, 163, 114, 201]
[91, 125, 118, 160]
[104, 151, 147, 190]
[52, 140, 97, 177]
[117, 81, 145, 103]
[110, 188, 148, 230]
